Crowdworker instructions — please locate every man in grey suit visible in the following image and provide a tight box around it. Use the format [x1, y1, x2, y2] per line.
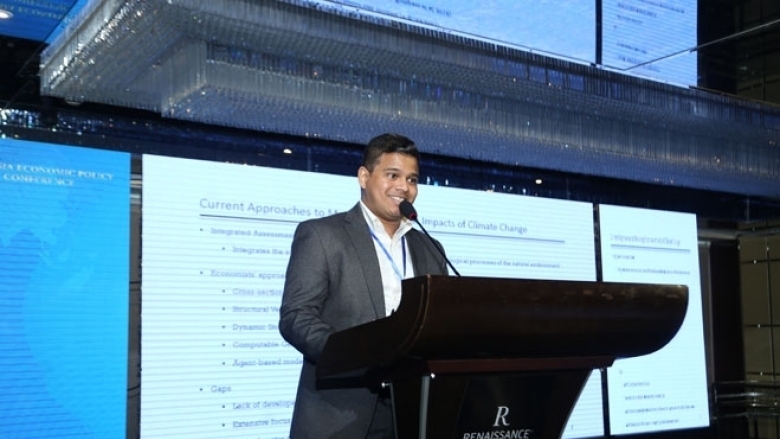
[279, 133, 449, 438]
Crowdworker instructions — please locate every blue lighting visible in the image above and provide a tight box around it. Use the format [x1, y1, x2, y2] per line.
[0, 0, 88, 42]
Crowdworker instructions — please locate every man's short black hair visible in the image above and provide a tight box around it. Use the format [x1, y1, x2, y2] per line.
[361, 133, 420, 171]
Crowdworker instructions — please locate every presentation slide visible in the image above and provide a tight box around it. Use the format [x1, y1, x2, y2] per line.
[0, 139, 130, 439]
[413, 185, 596, 280]
[601, 0, 697, 85]
[140, 156, 342, 439]
[598, 204, 709, 434]
[305, 0, 596, 63]
[141, 154, 602, 439]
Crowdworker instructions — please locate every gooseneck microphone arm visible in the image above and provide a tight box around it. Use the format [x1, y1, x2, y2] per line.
[399, 200, 461, 276]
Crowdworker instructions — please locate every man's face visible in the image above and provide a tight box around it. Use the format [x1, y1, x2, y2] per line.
[359, 152, 419, 234]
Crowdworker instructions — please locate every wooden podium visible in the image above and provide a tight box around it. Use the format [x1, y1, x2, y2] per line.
[316, 275, 688, 439]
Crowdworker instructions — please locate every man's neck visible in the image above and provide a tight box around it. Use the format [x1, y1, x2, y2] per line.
[380, 221, 400, 238]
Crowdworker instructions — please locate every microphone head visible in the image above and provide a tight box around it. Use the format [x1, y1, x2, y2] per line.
[399, 200, 417, 220]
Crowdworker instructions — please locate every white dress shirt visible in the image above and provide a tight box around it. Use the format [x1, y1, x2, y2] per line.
[360, 201, 415, 316]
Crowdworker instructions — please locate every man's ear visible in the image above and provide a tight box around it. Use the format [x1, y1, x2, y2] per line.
[358, 166, 369, 189]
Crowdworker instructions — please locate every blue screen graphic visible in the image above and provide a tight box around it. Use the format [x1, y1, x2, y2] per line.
[0, 139, 130, 438]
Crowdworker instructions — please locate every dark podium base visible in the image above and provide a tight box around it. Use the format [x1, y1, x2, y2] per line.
[377, 357, 611, 439]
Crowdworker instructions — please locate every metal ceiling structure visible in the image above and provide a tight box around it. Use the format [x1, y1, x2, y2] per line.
[1, 0, 780, 199]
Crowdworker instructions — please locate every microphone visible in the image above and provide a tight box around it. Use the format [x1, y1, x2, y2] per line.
[399, 200, 461, 276]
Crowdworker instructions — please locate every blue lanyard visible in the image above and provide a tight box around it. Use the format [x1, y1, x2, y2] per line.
[369, 230, 407, 280]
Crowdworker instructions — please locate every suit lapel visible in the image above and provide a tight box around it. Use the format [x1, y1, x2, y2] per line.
[343, 203, 386, 318]
[406, 229, 430, 276]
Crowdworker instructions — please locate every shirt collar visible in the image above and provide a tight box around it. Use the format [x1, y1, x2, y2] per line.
[359, 200, 413, 239]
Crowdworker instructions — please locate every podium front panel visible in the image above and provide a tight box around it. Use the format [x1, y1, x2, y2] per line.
[392, 370, 592, 439]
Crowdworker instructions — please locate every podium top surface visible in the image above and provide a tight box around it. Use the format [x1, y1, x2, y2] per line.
[317, 275, 688, 380]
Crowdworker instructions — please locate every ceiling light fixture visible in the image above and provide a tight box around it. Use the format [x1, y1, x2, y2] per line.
[0, 9, 13, 19]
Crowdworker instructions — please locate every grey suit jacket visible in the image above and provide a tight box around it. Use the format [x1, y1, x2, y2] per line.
[279, 202, 448, 439]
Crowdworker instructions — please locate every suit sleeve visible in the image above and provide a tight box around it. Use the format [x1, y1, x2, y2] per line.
[278, 220, 334, 362]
